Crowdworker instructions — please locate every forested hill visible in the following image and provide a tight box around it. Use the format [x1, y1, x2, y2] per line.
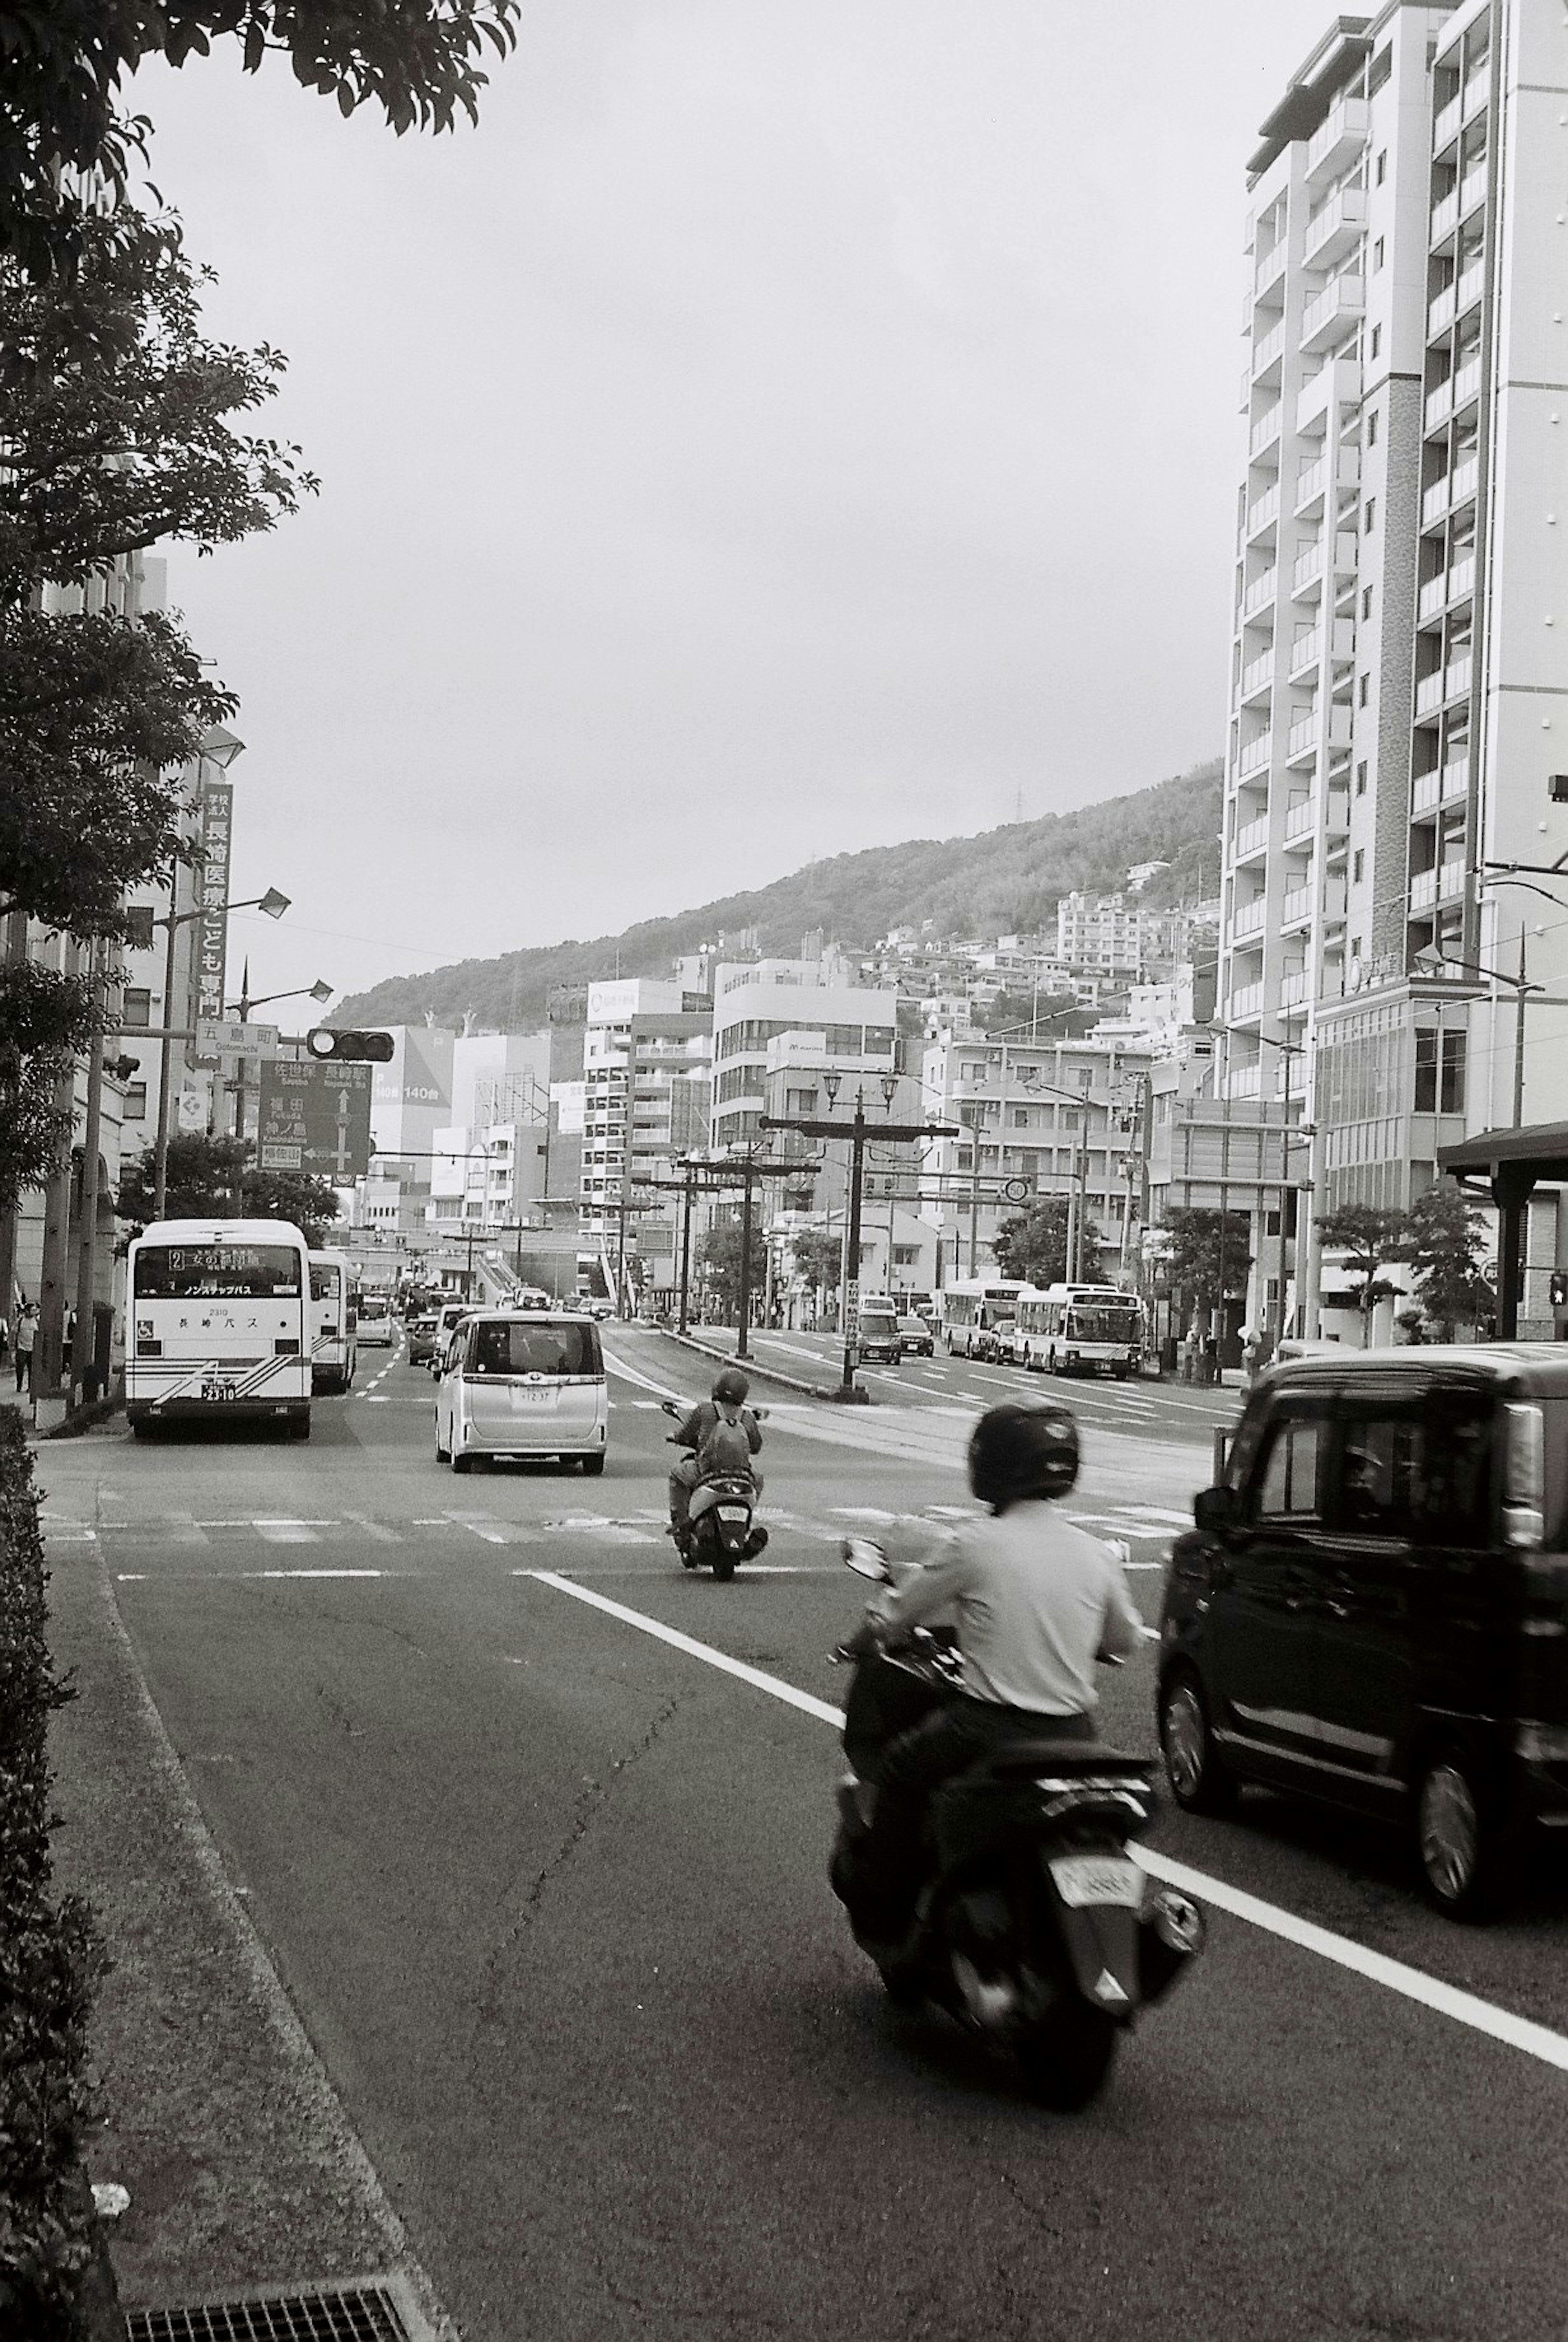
[336, 757, 1222, 1029]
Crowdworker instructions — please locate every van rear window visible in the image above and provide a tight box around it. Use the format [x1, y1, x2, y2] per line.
[472, 1322, 601, 1378]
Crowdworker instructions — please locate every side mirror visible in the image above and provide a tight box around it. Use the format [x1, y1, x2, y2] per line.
[1193, 1485, 1236, 1535]
[661, 1398, 682, 1418]
[842, 1536, 891, 1583]
[753, 1406, 770, 1423]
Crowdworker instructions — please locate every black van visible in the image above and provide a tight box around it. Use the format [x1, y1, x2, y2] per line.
[1156, 1345, 1568, 1920]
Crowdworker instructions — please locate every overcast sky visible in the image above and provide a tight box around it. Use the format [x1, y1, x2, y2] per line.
[135, 0, 1330, 1010]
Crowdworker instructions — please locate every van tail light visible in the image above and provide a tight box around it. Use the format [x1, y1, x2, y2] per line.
[1503, 1402, 1545, 1549]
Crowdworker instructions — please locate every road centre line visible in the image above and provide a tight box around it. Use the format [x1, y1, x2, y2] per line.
[526, 1570, 1568, 2076]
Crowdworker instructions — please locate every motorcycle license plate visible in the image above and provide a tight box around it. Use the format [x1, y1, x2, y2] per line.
[201, 1379, 238, 1403]
[717, 1505, 749, 1521]
[1048, 1854, 1143, 1909]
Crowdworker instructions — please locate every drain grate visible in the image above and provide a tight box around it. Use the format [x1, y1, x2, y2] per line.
[125, 2282, 412, 2342]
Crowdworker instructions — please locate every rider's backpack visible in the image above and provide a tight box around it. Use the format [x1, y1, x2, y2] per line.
[697, 1408, 753, 1481]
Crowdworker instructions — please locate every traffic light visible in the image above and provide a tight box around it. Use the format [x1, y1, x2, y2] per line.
[1550, 1272, 1568, 1310]
[306, 1028, 395, 1063]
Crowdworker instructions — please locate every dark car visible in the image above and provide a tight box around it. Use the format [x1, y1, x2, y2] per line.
[897, 1315, 935, 1358]
[1156, 1344, 1568, 1921]
[856, 1308, 902, 1364]
[406, 1313, 441, 1366]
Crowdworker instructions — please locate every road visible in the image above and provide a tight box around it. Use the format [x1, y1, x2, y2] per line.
[41, 1327, 1568, 2340]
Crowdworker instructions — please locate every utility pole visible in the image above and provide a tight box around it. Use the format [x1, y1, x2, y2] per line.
[762, 1090, 957, 1402]
[71, 941, 107, 1405]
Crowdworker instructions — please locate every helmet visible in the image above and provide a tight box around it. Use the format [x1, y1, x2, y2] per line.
[968, 1402, 1080, 1509]
[712, 1368, 750, 1406]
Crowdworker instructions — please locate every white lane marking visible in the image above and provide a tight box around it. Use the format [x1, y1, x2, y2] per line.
[344, 1513, 402, 1544]
[116, 1573, 147, 1581]
[524, 1572, 843, 1726]
[602, 1347, 685, 1402]
[1122, 1506, 1194, 1527]
[444, 1512, 510, 1544]
[240, 1569, 387, 1580]
[526, 1577, 1568, 2074]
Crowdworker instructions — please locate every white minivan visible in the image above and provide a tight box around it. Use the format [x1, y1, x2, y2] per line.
[436, 1309, 608, 1474]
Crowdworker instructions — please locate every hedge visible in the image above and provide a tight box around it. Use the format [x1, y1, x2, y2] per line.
[0, 1402, 111, 2339]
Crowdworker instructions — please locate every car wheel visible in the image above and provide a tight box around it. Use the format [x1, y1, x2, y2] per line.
[1414, 1752, 1514, 1921]
[1159, 1669, 1237, 1815]
[451, 1451, 474, 1475]
[435, 1428, 450, 1462]
[581, 1453, 606, 1476]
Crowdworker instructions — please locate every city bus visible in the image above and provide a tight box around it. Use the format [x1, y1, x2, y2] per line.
[1015, 1283, 1146, 1379]
[126, 1219, 313, 1439]
[308, 1250, 359, 1393]
[937, 1277, 1031, 1360]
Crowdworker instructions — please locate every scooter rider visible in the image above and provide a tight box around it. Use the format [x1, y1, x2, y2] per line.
[668, 1368, 764, 1540]
[842, 1402, 1144, 1940]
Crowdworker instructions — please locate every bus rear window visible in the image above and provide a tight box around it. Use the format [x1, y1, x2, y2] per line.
[135, 1245, 303, 1299]
[310, 1265, 341, 1301]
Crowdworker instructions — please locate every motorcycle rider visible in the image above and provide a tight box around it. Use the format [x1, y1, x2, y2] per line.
[667, 1367, 764, 1541]
[838, 1401, 1144, 1945]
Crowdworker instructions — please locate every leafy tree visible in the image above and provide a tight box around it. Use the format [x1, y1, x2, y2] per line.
[1160, 1207, 1252, 1314]
[0, 962, 95, 1212]
[2, 0, 521, 277]
[117, 1132, 341, 1246]
[698, 1214, 766, 1322]
[1400, 1184, 1495, 1340]
[1315, 1202, 1411, 1343]
[790, 1228, 842, 1295]
[993, 1194, 1105, 1286]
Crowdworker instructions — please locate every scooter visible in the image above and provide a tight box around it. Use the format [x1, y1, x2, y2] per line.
[661, 1397, 769, 1581]
[829, 1538, 1204, 2109]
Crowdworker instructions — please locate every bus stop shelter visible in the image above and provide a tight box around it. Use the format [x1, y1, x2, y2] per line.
[1437, 1121, 1568, 1339]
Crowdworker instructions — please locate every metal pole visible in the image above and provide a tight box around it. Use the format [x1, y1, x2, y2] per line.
[616, 1179, 630, 1315]
[1514, 927, 1528, 1128]
[1275, 1045, 1290, 1342]
[152, 905, 184, 1221]
[842, 1101, 866, 1395]
[736, 1158, 755, 1359]
[967, 1107, 981, 1276]
[678, 1169, 693, 1335]
[71, 941, 106, 1406]
[0, 909, 28, 1315]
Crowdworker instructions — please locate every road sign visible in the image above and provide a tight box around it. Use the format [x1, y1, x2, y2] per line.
[1002, 1177, 1031, 1202]
[256, 1059, 373, 1179]
[196, 1018, 278, 1061]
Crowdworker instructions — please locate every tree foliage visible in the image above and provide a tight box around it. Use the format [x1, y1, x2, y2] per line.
[1159, 1207, 1252, 1313]
[697, 1215, 766, 1321]
[1399, 1185, 1495, 1340]
[993, 1195, 1104, 1287]
[116, 1132, 342, 1246]
[2, 0, 521, 277]
[790, 1228, 842, 1295]
[0, 963, 95, 1214]
[1316, 1203, 1410, 1338]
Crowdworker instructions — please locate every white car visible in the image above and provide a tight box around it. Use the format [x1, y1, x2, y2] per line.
[435, 1309, 608, 1474]
[357, 1297, 395, 1348]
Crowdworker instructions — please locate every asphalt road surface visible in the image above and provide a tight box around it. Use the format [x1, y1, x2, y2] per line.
[42, 1328, 1568, 2341]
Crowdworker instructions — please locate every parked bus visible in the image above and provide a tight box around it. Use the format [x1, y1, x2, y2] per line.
[126, 1219, 313, 1439]
[938, 1277, 1031, 1360]
[1015, 1284, 1145, 1379]
[308, 1250, 358, 1393]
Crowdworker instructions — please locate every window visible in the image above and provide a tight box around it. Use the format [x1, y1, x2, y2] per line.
[470, 1320, 600, 1378]
[1366, 410, 1379, 447]
[123, 1082, 147, 1121]
[1372, 236, 1385, 272]
[1375, 149, 1387, 186]
[121, 987, 151, 1029]
[1335, 1395, 1492, 1543]
[1365, 497, 1377, 533]
[1356, 760, 1368, 796]
[125, 906, 155, 952]
[1415, 1027, 1466, 1113]
[1362, 585, 1374, 619]
[1370, 323, 1383, 359]
[1253, 1410, 1326, 1521]
[1358, 674, 1370, 706]
[1013, 1107, 1029, 1127]
[1353, 849, 1365, 882]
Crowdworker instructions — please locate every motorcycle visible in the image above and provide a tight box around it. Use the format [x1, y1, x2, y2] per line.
[662, 1397, 769, 1581]
[829, 1538, 1204, 2109]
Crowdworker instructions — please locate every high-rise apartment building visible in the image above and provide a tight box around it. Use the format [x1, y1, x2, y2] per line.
[1220, 0, 1568, 1330]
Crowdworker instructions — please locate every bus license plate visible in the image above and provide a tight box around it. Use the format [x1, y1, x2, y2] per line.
[1048, 1854, 1143, 1909]
[201, 1379, 239, 1404]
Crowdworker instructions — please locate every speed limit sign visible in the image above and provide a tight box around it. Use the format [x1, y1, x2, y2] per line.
[1002, 1178, 1031, 1203]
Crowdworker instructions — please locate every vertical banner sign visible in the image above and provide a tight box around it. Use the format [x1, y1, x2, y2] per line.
[192, 776, 234, 1027]
[256, 1060, 373, 1179]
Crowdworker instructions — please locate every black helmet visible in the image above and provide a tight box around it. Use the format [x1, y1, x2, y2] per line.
[968, 1402, 1080, 1510]
[712, 1368, 750, 1406]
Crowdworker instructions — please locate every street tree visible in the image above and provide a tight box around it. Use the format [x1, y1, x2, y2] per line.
[2, 0, 520, 276]
[117, 1133, 341, 1247]
[1400, 1184, 1495, 1339]
[790, 1228, 842, 1296]
[1160, 1207, 1253, 1318]
[0, 962, 95, 1213]
[698, 1216, 766, 1323]
[993, 1195, 1104, 1286]
[1315, 1202, 1411, 1343]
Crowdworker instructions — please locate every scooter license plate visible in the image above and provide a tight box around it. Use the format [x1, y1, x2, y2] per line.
[1048, 1854, 1143, 1909]
[717, 1505, 749, 1521]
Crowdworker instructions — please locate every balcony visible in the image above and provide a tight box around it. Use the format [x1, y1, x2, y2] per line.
[1251, 319, 1285, 379]
[1232, 898, 1268, 941]
[1301, 273, 1365, 353]
[1292, 542, 1325, 595]
[1238, 646, 1275, 702]
[1245, 483, 1281, 540]
[1237, 731, 1273, 778]
[1428, 283, 1456, 340]
[1450, 453, 1479, 510]
[1325, 788, 1350, 836]
[1254, 241, 1288, 299]
[1431, 189, 1459, 246]
[1327, 613, 1356, 664]
[1442, 752, 1470, 802]
[1439, 860, 1469, 904]
[1285, 795, 1316, 843]
[1241, 566, 1278, 619]
[1425, 379, 1454, 435]
[1452, 352, 1482, 412]
[1234, 813, 1270, 860]
[1459, 163, 1488, 223]
[1288, 626, 1321, 679]
[1463, 59, 1490, 120]
[1291, 532, 1357, 600]
[1287, 708, 1321, 761]
[1413, 767, 1443, 815]
[1446, 551, 1476, 606]
[1410, 867, 1439, 911]
[1225, 989, 1264, 1027]
[1280, 970, 1310, 1008]
[1306, 94, 1368, 185]
[1416, 671, 1444, 718]
[1249, 401, 1283, 460]
[1304, 185, 1367, 269]
[1445, 652, 1473, 704]
[1433, 93, 1462, 153]
[1454, 256, 1485, 319]
[1421, 472, 1452, 529]
[1296, 357, 1361, 436]
[1225, 1063, 1264, 1099]
[1418, 571, 1447, 624]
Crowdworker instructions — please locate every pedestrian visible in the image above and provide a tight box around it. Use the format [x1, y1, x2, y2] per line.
[13, 1302, 37, 1394]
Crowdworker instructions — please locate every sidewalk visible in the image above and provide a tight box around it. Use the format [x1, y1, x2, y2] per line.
[45, 1487, 452, 2335]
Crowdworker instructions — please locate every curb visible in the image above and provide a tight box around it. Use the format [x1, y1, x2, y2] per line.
[657, 1329, 872, 1404]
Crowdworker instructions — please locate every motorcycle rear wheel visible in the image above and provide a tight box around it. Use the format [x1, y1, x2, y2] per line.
[710, 1544, 736, 1582]
[1016, 2007, 1120, 2112]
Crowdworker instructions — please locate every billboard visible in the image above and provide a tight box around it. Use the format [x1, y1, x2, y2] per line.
[257, 1060, 373, 1179]
[191, 776, 233, 1026]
